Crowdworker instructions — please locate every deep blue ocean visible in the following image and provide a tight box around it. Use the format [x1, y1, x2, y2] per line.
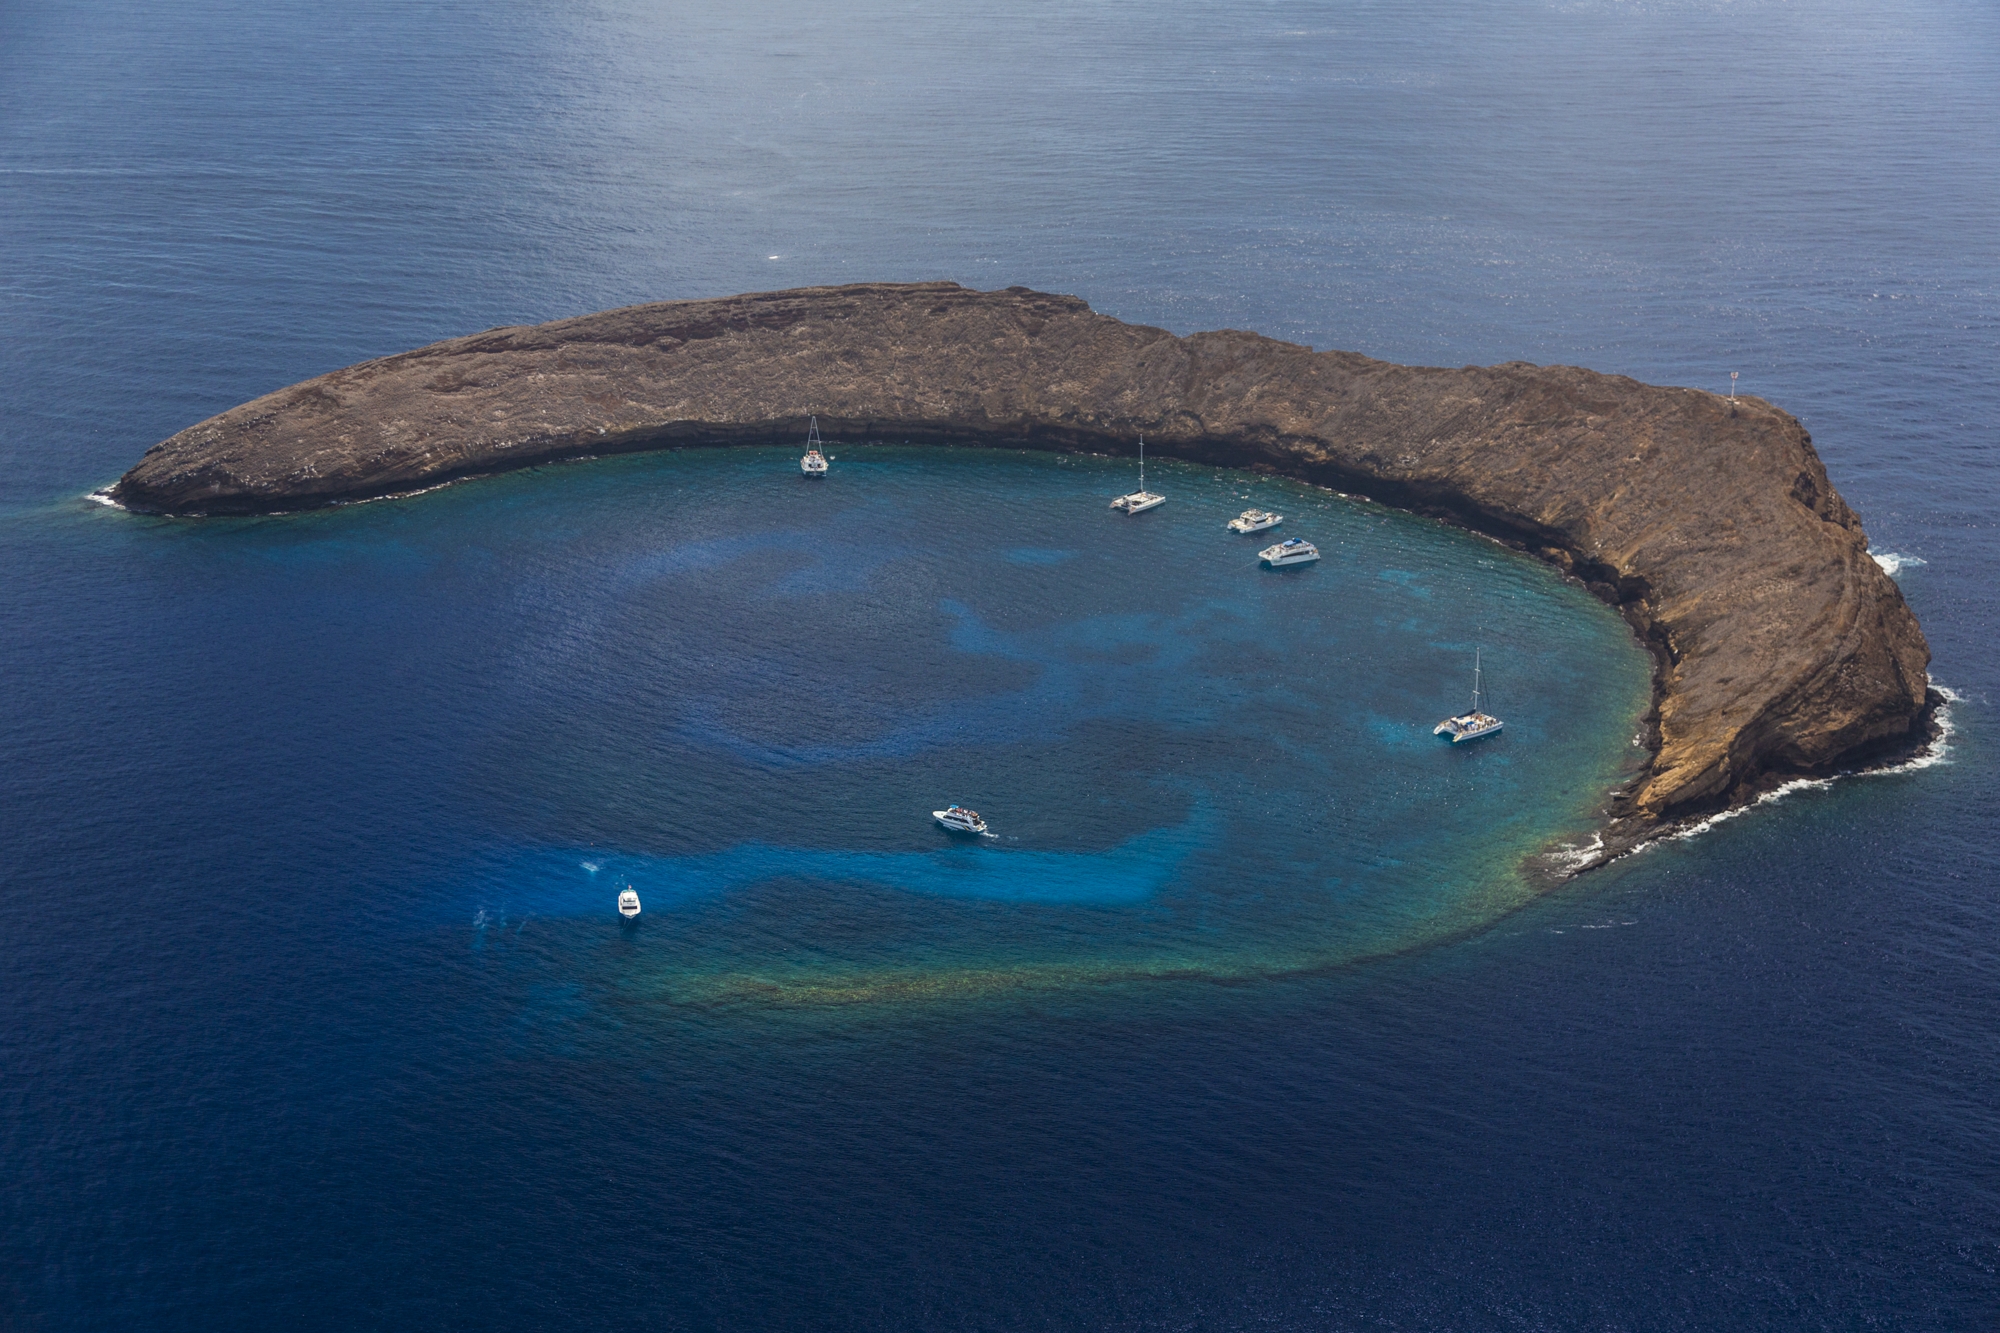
[3, 1, 1995, 1327]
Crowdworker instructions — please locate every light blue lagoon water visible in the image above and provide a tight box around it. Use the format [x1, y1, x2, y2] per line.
[374, 447, 1650, 1003]
[4, 0, 1996, 1327]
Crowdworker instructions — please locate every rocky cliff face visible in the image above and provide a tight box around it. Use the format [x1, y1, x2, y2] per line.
[112, 281, 1932, 839]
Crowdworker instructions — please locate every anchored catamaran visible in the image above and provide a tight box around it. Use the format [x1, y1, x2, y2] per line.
[800, 415, 828, 475]
[1434, 648, 1504, 743]
[1228, 508, 1283, 533]
[1109, 437, 1165, 513]
[1259, 537, 1320, 567]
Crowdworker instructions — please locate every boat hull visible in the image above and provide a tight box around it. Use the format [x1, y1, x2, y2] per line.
[932, 809, 989, 835]
[1111, 491, 1165, 513]
[1258, 540, 1320, 566]
[1433, 715, 1503, 743]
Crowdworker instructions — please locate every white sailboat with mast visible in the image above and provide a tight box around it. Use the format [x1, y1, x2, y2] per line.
[1109, 436, 1165, 513]
[800, 415, 828, 475]
[1434, 648, 1504, 743]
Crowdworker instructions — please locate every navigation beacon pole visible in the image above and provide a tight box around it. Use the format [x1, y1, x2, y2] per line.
[1729, 371, 1739, 401]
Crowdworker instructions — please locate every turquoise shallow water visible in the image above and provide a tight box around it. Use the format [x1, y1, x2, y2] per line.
[357, 444, 1654, 1001]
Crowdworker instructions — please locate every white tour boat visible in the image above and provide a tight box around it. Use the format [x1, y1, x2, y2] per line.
[617, 886, 642, 918]
[800, 415, 829, 476]
[932, 806, 989, 836]
[1258, 537, 1320, 567]
[1109, 437, 1165, 514]
[1434, 648, 1504, 743]
[1228, 508, 1283, 533]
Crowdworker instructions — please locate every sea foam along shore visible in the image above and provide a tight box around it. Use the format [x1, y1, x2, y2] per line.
[1645, 682, 1957, 851]
[1871, 548, 1928, 578]
[1541, 681, 1956, 875]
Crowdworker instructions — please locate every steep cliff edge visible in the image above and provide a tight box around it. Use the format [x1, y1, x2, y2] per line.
[111, 281, 1932, 842]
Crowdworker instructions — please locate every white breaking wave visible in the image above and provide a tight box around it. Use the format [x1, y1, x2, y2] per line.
[1547, 831, 1606, 875]
[84, 488, 125, 509]
[1866, 682, 1959, 776]
[1870, 549, 1927, 577]
[1660, 680, 1958, 845]
[1667, 775, 1837, 842]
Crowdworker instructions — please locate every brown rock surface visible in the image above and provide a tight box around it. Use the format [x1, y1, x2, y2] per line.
[112, 281, 1932, 841]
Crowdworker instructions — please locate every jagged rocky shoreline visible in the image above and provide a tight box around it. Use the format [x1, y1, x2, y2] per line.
[111, 281, 1933, 856]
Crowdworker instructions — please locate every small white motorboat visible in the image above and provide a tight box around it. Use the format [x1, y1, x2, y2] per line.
[1228, 508, 1283, 533]
[1109, 436, 1165, 514]
[800, 415, 829, 476]
[932, 806, 989, 836]
[1434, 648, 1504, 743]
[1259, 538, 1320, 567]
[617, 886, 642, 918]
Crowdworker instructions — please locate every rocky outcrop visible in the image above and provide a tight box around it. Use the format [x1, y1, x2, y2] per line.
[112, 281, 1932, 843]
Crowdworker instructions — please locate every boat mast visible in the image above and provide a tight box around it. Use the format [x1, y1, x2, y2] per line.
[1138, 435, 1145, 492]
[1472, 647, 1483, 712]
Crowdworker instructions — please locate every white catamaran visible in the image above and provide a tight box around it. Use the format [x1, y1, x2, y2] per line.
[1228, 508, 1283, 533]
[800, 415, 829, 476]
[1434, 648, 1504, 743]
[1109, 437, 1165, 513]
[1258, 537, 1321, 567]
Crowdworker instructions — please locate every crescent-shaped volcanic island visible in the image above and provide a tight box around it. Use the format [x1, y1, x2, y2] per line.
[111, 281, 1934, 861]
